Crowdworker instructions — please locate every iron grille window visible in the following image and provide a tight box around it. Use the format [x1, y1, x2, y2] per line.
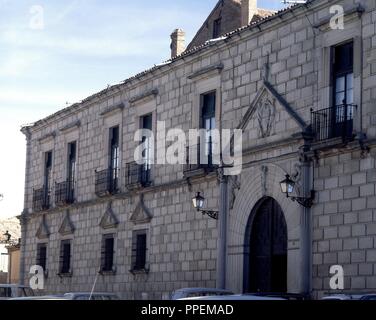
[213, 18, 222, 38]
[131, 230, 147, 271]
[101, 234, 115, 272]
[59, 240, 71, 274]
[36, 243, 47, 272]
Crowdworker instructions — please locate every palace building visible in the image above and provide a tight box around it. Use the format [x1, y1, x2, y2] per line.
[20, 0, 376, 299]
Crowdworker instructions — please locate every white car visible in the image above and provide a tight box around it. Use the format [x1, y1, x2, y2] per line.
[0, 284, 35, 300]
[171, 288, 233, 300]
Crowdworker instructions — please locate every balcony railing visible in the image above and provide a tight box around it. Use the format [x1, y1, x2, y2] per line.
[311, 104, 356, 142]
[95, 168, 119, 197]
[184, 142, 218, 174]
[55, 181, 75, 206]
[125, 162, 151, 188]
[32, 187, 50, 212]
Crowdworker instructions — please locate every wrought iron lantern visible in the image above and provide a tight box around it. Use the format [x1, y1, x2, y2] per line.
[192, 192, 219, 220]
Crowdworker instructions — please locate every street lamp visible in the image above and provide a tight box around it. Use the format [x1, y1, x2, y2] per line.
[192, 192, 219, 220]
[280, 174, 315, 208]
[3, 231, 11, 242]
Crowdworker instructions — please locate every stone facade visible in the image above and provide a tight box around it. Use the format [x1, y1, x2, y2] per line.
[20, 0, 376, 299]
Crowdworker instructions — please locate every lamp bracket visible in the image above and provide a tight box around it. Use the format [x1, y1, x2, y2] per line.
[201, 210, 219, 220]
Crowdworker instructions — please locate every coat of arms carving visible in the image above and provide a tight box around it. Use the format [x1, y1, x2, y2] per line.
[257, 94, 276, 138]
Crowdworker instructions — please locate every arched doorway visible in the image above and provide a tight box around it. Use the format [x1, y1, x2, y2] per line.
[244, 197, 287, 293]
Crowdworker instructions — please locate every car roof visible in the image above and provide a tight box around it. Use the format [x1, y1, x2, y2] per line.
[173, 288, 233, 293]
[180, 294, 286, 301]
[64, 292, 117, 296]
[0, 284, 30, 288]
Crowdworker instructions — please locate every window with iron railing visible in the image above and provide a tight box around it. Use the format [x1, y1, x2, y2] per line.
[311, 41, 356, 143]
[95, 168, 119, 196]
[125, 162, 151, 188]
[95, 127, 120, 197]
[311, 104, 356, 142]
[55, 180, 75, 206]
[32, 186, 50, 212]
[184, 140, 218, 174]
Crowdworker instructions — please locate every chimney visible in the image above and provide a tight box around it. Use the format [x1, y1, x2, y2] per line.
[170, 29, 186, 58]
[241, 0, 258, 26]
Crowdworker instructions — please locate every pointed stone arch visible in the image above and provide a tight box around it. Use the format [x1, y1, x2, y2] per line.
[36, 215, 50, 239]
[100, 201, 119, 229]
[237, 80, 307, 134]
[130, 195, 153, 225]
[59, 210, 75, 236]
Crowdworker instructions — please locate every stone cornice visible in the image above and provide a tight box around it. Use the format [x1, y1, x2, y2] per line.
[38, 131, 57, 144]
[187, 63, 224, 81]
[59, 120, 81, 133]
[129, 89, 158, 105]
[99, 103, 125, 117]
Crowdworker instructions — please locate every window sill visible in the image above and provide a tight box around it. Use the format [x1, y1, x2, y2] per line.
[99, 268, 117, 275]
[311, 136, 355, 152]
[129, 268, 149, 275]
[183, 165, 218, 179]
[57, 272, 73, 278]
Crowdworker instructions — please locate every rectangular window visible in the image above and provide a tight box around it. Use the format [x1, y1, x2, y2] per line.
[36, 243, 47, 272]
[109, 126, 119, 192]
[333, 41, 354, 106]
[332, 41, 354, 138]
[59, 240, 71, 274]
[43, 151, 53, 208]
[67, 142, 76, 201]
[140, 114, 153, 184]
[101, 234, 115, 272]
[213, 18, 222, 39]
[201, 91, 216, 165]
[131, 230, 147, 271]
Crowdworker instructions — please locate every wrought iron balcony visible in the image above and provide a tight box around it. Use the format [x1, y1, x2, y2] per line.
[125, 162, 152, 188]
[311, 104, 356, 142]
[32, 187, 50, 212]
[95, 168, 119, 197]
[55, 181, 75, 206]
[183, 142, 218, 175]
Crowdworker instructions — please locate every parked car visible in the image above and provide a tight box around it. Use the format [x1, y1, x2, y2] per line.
[9, 295, 65, 300]
[322, 293, 376, 300]
[171, 288, 234, 300]
[62, 292, 119, 300]
[0, 284, 35, 300]
[179, 294, 286, 301]
[10, 292, 119, 300]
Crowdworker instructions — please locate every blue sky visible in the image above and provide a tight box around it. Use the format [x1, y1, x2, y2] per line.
[0, 0, 286, 218]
